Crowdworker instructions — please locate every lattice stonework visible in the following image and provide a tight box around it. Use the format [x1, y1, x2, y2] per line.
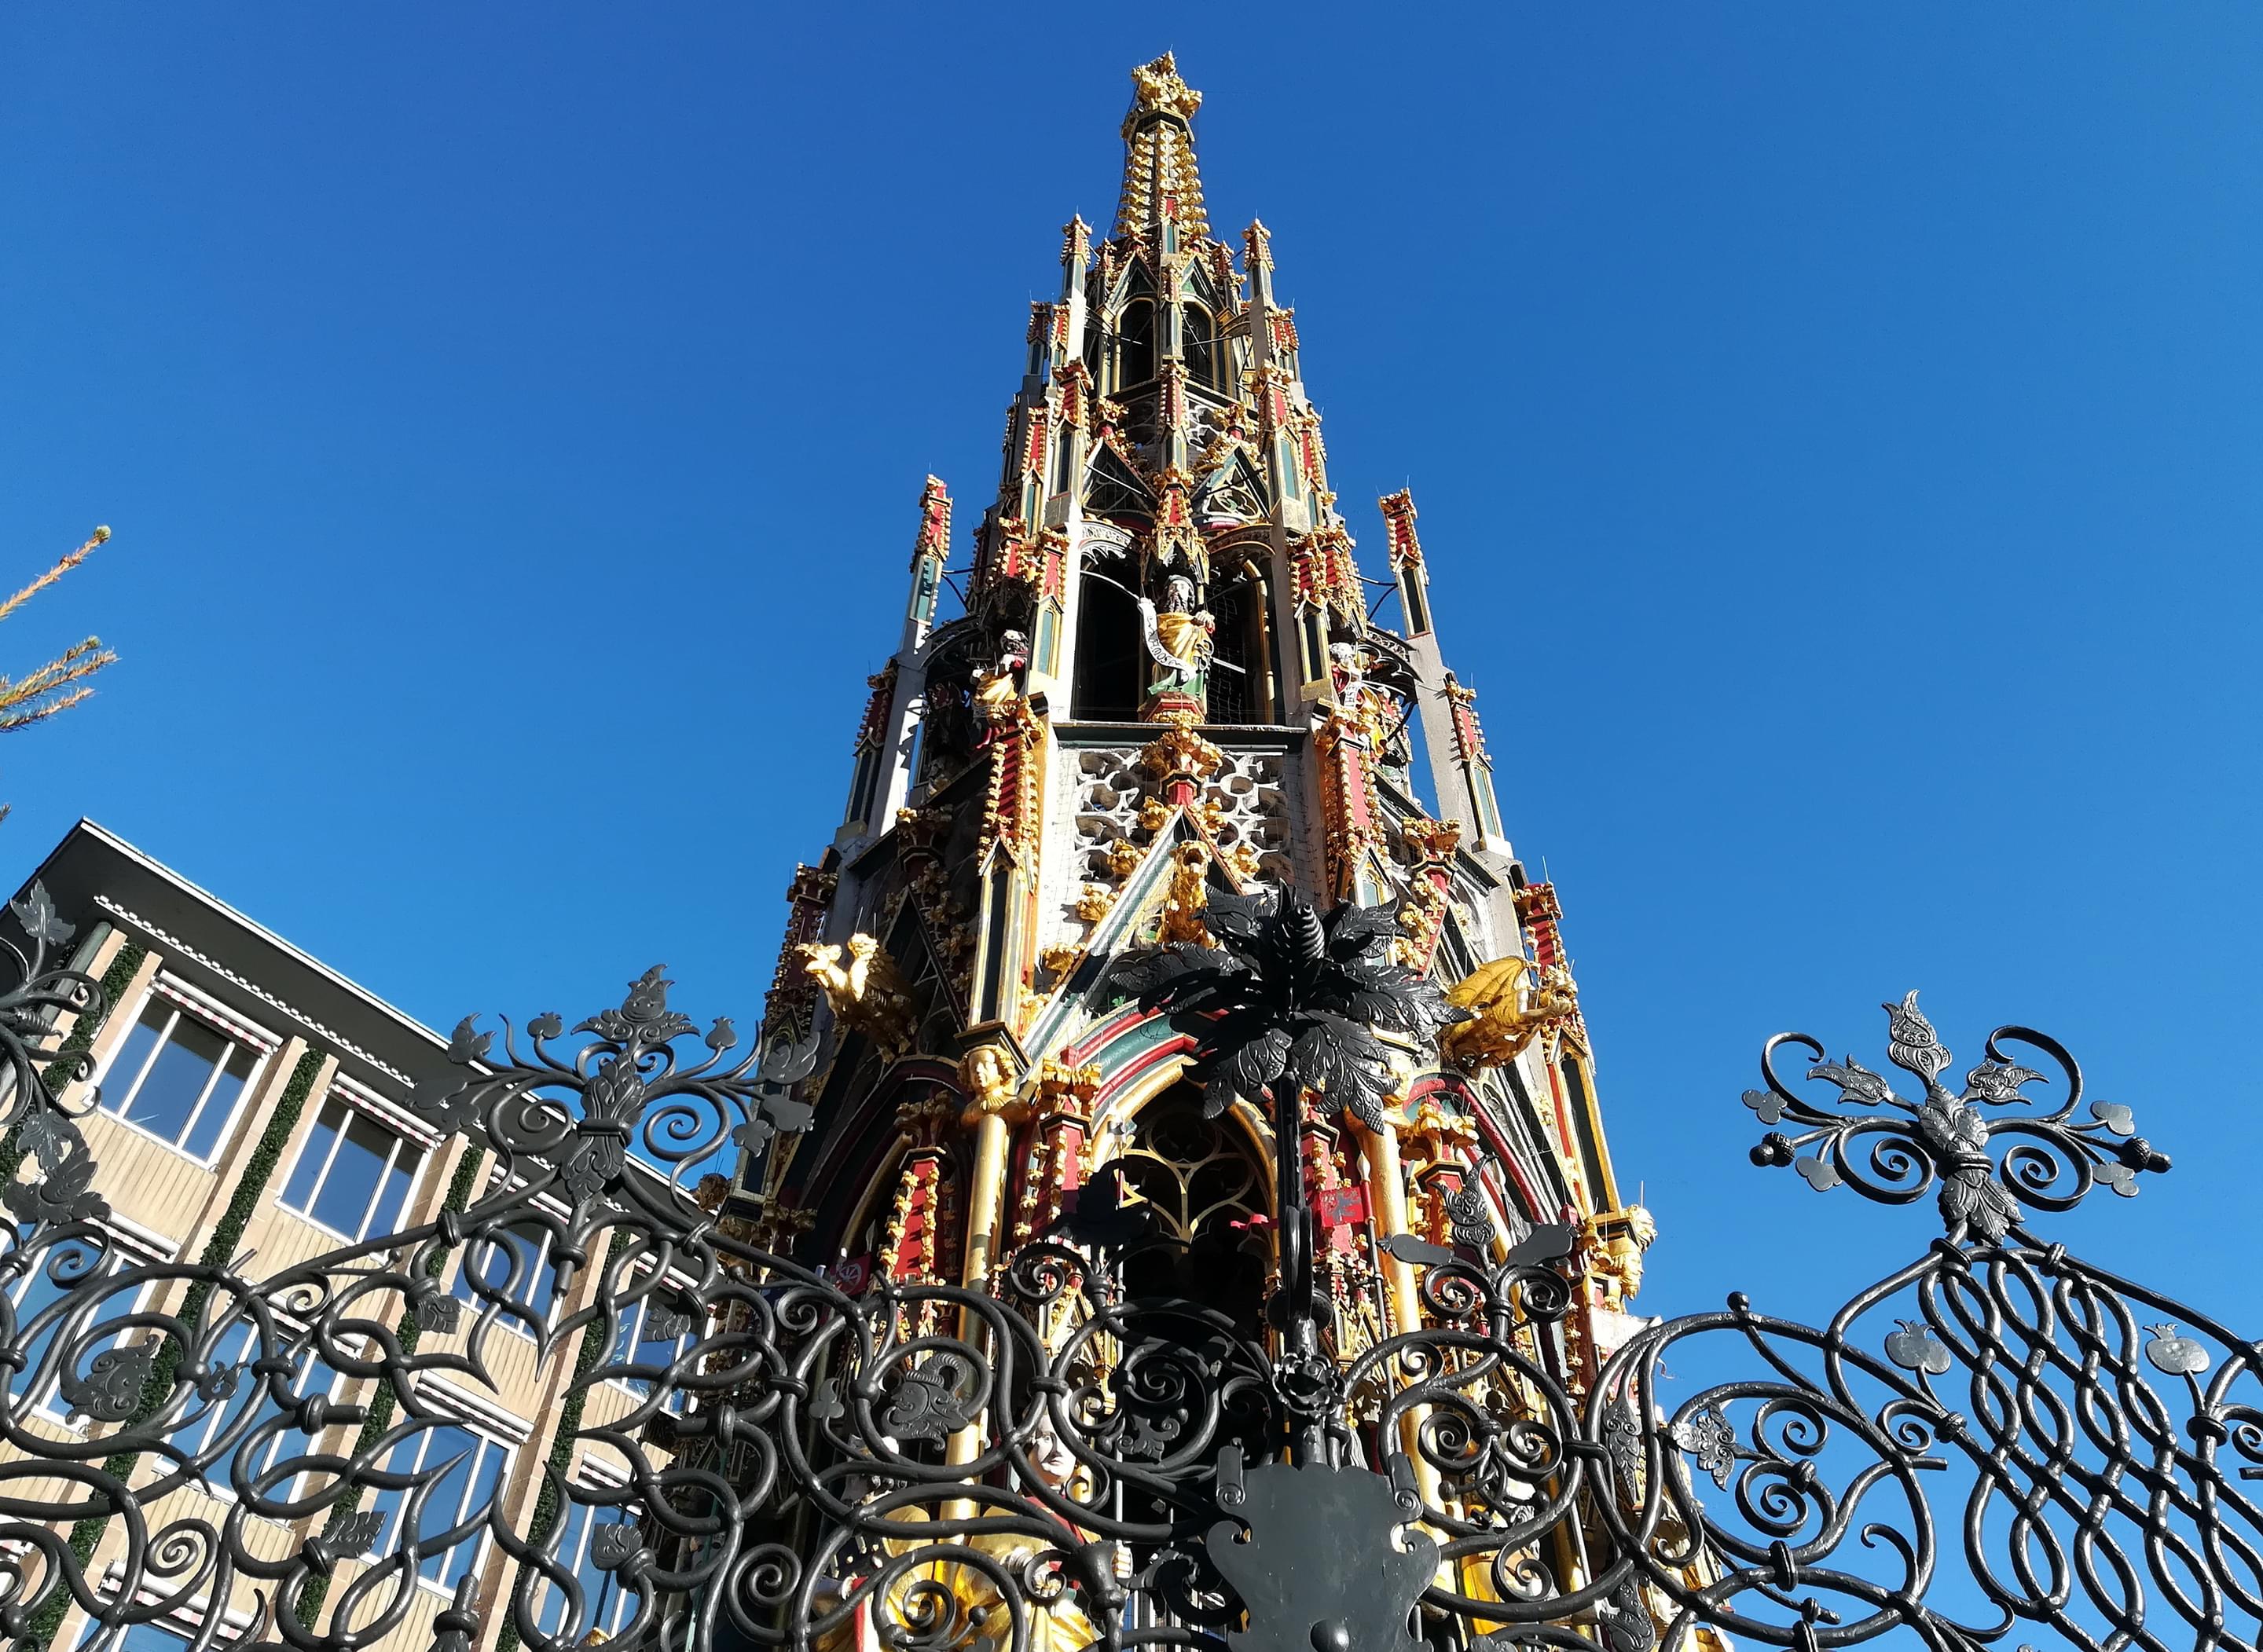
[1063, 742, 1293, 932]
[1205, 745, 1293, 883]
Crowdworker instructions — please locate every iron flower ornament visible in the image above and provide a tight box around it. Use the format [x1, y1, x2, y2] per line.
[1113, 887, 1460, 1131]
[1742, 990, 2169, 1240]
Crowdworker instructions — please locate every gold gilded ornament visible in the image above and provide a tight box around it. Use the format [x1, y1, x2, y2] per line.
[1159, 842, 1215, 947]
[798, 934, 915, 1060]
[1441, 957, 1579, 1071]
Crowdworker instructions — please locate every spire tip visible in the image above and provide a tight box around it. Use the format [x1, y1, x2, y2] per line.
[1128, 53, 1201, 122]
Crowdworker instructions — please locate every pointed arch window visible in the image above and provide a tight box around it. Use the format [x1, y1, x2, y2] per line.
[1113, 1083, 1271, 1336]
[1114, 300, 1155, 390]
[1072, 573, 1143, 721]
[1206, 561, 1274, 725]
[1183, 303, 1222, 391]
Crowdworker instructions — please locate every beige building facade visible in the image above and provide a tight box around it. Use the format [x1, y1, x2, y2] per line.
[3, 822, 664, 1652]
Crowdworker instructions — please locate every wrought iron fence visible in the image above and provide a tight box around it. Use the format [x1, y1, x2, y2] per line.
[0, 883, 2247, 1652]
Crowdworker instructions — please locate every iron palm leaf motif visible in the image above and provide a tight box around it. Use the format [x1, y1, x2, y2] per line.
[1113, 888, 1461, 1132]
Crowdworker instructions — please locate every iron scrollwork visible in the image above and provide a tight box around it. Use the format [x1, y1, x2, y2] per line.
[0, 893, 2254, 1652]
[1741, 991, 2170, 1240]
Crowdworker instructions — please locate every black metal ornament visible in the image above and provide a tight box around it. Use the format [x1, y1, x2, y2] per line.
[0, 929, 2250, 1652]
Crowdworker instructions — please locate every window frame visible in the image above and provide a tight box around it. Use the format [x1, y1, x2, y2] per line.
[1183, 301, 1220, 390]
[5, 1223, 170, 1429]
[277, 1089, 428, 1244]
[77, 1570, 258, 1652]
[166, 1315, 338, 1506]
[606, 1269, 702, 1414]
[1113, 299, 1156, 389]
[364, 1406, 516, 1595]
[450, 1189, 569, 1336]
[94, 980, 275, 1167]
[532, 1463, 643, 1641]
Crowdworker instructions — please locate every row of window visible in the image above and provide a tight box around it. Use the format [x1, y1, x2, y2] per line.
[71, 1461, 639, 1640]
[7, 1227, 698, 1417]
[96, 987, 420, 1242]
[95, 986, 734, 1257]
[19, 980, 675, 1625]
[33, 979, 702, 1370]
[9, 1236, 678, 1610]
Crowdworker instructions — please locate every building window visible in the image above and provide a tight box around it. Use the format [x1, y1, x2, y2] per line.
[532, 1491, 643, 1640]
[99, 993, 265, 1162]
[1184, 302, 1221, 390]
[1071, 573, 1144, 721]
[453, 1219, 559, 1328]
[6, 1232, 160, 1423]
[75, 1624, 197, 1652]
[1207, 573, 1268, 725]
[169, 1320, 326, 1496]
[279, 1097, 423, 1242]
[1114, 300, 1154, 388]
[608, 1285, 699, 1413]
[364, 1419, 511, 1590]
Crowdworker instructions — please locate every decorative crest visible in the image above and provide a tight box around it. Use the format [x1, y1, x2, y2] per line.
[1743, 991, 2169, 1240]
[1128, 52, 1202, 123]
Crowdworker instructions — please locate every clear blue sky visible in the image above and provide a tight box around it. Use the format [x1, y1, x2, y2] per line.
[3, 5, 2258, 1331]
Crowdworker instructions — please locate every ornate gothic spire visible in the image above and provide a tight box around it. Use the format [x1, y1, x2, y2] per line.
[1115, 53, 1209, 240]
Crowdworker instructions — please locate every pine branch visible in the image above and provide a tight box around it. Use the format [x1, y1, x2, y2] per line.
[0, 527, 110, 626]
[0, 528, 119, 815]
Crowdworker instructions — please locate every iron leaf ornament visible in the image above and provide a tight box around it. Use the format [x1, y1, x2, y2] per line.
[1113, 888, 1460, 1131]
[1744, 991, 2169, 1240]
[0, 881, 110, 1230]
[412, 965, 816, 1221]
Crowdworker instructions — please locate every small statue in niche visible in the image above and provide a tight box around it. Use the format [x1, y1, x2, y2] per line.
[972, 628, 1030, 748]
[1141, 573, 1216, 709]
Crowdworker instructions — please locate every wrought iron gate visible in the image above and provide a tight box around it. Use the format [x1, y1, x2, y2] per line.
[0, 886, 2251, 1652]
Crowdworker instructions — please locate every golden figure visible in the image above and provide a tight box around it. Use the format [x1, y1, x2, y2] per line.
[959, 1043, 1023, 1124]
[798, 934, 915, 1060]
[1152, 606, 1214, 670]
[1441, 957, 1579, 1071]
[1159, 842, 1214, 947]
[1583, 1204, 1659, 1311]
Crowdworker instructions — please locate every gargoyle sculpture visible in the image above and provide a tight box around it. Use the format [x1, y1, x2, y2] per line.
[798, 933, 915, 1060]
[1441, 955, 1579, 1071]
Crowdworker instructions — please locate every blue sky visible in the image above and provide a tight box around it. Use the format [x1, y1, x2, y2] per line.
[3, 5, 2259, 1332]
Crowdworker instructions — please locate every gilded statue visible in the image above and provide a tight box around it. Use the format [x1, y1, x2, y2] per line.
[798, 933, 915, 1060]
[1158, 841, 1214, 947]
[958, 1042, 1023, 1125]
[1441, 956, 1579, 1070]
[1583, 1204, 1659, 1312]
[971, 629, 1030, 741]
